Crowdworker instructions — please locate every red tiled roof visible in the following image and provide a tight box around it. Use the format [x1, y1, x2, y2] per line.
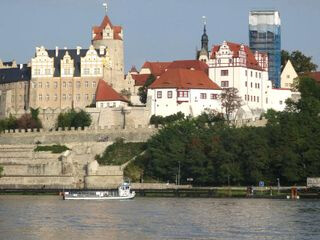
[210, 41, 263, 71]
[167, 60, 208, 74]
[149, 68, 221, 90]
[304, 72, 320, 83]
[141, 61, 172, 77]
[132, 74, 151, 86]
[92, 16, 122, 41]
[96, 80, 128, 102]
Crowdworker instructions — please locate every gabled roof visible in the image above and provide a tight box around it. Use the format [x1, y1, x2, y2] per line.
[92, 15, 123, 41]
[210, 41, 264, 71]
[149, 68, 221, 90]
[141, 61, 171, 77]
[167, 60, 208, 74]
[96, 79, 128, 102]
[132, 74, 150, 86]
[0, 65, 31, 84]
[46, 48, 104, 77]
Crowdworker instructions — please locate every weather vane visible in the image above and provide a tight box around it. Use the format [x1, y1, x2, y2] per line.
[103, 0, 108, 15]
[202, 16, 207, 26]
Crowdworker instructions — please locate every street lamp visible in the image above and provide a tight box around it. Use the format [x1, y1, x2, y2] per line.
[277, 178, 280, 193]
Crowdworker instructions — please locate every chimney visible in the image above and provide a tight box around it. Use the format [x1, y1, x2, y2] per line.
[99, 46, 105, 55]
[55, 46, 59, 57]
[77, 46, 82, 55]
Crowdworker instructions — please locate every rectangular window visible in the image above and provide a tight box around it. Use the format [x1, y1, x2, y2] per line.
[54, 94, 58, 101]
[157, 91, 162, 99]
[76, 94, 80, 101]
[245, 70, 248, 76]
[245, 81, 247, 87]
[85, 94, 89, 100]
[92, 82, 96, 88]
[38, 82, 42, 88]
[167, 91, 173, 99]
[280, 100, 283, 105]
[178, 91, 188, 97]
[85, 81, 89, 88]
[94, 68, 100, 75]
[46, 82, 50, 88]
[221, 70, 229, 76]
[64, 68, 70, 75]
[54, 82, 58, 89]
[250, 82, 253, 88]
[251, 71, 253, 77]
[68, 82, 72, 88]
[100, 103, 104, 108]
[257, 96, 259, 102]
[259, 73, 262, 79]
[63, 94, 66, 101]
[210, 94, 218, 100]
[63, 82, 66, 88]
[221, 81, 229, 87]
[39, 94, 42, 101]
[45, 69, 51, 75]
[46, 94, 50, 101]
[200, 93, 207, 99]
[254, 96, 256, 102]
[84, 68, 90, 75]
[76, 81, 81, 88]
[34, 69, 40, 75]
[255, 72, 258, 78]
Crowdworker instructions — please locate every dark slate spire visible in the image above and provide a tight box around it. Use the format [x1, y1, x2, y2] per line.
[201, 18, 209, 53]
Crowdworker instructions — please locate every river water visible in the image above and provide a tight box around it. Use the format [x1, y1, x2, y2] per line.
[0, 196, 319, 240]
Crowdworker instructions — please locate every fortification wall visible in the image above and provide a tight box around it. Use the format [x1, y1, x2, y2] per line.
[0, 126, 157, 145]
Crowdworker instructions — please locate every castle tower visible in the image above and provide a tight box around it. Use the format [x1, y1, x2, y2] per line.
[91, 3, 125, 91]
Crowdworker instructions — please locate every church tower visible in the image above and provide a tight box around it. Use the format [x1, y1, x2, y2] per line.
[91, 2, 125, 92]
[198, 17, 209, 63]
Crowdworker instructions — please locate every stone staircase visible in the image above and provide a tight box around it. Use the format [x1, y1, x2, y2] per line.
[0, 144, 75, 189]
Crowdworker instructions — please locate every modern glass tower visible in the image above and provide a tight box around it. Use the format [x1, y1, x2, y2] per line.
[249, 10, 281, 88]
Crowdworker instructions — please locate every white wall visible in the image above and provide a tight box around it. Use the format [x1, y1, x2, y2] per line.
[148, 88, 221, 117]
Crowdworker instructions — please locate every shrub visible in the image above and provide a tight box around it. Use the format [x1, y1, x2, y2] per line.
[150, 112, 185, 127]
[57, 109, 92, 129]
[34, 145, 70, 154]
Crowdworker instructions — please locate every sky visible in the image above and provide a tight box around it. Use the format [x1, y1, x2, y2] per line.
[0, 0, 319, 72]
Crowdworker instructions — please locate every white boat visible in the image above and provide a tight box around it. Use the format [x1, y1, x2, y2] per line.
[63, 182, 136, 200]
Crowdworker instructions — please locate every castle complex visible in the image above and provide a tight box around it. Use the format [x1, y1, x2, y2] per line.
[0, 6, 300, 128]
[0, 9, 129, 120]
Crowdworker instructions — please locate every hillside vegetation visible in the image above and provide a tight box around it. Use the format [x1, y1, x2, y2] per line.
[127, 77, 320, 186]
[96, 138, 146, 166]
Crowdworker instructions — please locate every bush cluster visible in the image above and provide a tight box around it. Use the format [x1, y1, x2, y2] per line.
[150, 112, 185, 127]
[34, 145, 70, 154]
[0, 108, 42, 132]
[57, 110, 92, 129]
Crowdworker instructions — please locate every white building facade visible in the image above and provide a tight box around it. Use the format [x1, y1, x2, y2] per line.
[148, 68, 221, 117]
[208, 41, 297, 118]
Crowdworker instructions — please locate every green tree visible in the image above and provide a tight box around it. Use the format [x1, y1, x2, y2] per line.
[0, 165, 3, 177]
[138, 74, 156, 104]
[221, 88, 242, 123]
[281, 50, 318, 73]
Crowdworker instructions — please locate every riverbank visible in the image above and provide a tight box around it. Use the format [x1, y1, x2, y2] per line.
[1, 186, 320, 199]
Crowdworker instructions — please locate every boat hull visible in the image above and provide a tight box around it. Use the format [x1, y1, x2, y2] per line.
[63, 193, 136, 200]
